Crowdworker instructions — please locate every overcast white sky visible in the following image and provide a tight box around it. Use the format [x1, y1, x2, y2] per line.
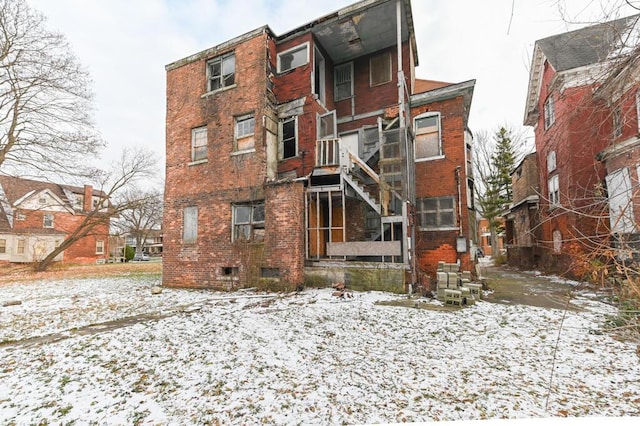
[28, 0, 639, 177]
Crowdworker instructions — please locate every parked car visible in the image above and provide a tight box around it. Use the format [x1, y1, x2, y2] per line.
[133, 253, 150, 261]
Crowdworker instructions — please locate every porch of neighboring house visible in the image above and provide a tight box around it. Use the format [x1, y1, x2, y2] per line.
[303, 119, 416, 293]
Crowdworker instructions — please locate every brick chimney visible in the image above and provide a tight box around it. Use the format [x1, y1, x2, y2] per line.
[83, 185, 93, 212]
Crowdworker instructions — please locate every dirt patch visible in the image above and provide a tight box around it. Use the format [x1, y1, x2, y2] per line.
[481, 264, 581, 311]
[0, 261, 162, 285]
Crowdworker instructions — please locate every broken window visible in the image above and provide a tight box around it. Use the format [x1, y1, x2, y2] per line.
[544, 95, 554, 130]
[43, 213, 53, 228]
[414, 113, 441, 160]
[207, 52, 235, 92]
[548, 174, 560, 207]
[547, 150, 556, 173]
[0, 239, 6, 254]
[191, 126, 207, 162]
[96, 240, 105, 255]
[334, 62, 353, 100]
[278, 43, 308, 73]
[235, 115, 255, 151]
[221, 267, 239, 277]
[183, 206, 198, 244]
[606, 167, 636, 233]
[233, 203, 265, 242]
[613, 106, 623, 138]
[317, 111, 336, 139]
[416, 196, 455, 229]
[370, 53, 391, 86]
[279, 116, 297, 160]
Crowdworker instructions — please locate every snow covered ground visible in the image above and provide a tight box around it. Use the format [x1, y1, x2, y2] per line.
[0, 275, 639, 424]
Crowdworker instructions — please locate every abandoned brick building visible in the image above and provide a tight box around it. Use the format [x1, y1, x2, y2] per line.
[163, 0, 476, 292]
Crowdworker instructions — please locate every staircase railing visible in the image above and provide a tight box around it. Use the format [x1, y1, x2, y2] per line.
[315, 138, 341, 167]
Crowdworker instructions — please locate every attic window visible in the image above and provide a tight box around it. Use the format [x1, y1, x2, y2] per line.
[38, 198, 46, 205]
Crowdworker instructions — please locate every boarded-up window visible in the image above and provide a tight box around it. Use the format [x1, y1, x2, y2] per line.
[553, 229, 562, 253]
[183, 206, 198, 243]
[370, 53, 391, 86]
[547, 150, 556, 173]
[606, 167, 636, 233]
[235, 115, 255, 151]
[415, 113, 441, 160]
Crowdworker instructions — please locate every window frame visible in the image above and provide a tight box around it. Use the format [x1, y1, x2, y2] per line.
[334, 62, 354, 101]
[416, 196, 457, 230]
[277, 42, 309, 73]
[548, 174, 560, 207]
[369, 52, 392, 87]
[232, 202, 265, 242]
[43, 213, 54, 228]
[16, 239, 25, 255]
[234, 114, 256, 152]
[613, 106, 623, 138]
[317, 110, 337, 139]
[96, 240, 105, 255]
[544, 95, 555, 130]
[0, 239, 6, 254]
[191, 126, 208, 162]
[206, 52, 235, 92]
[279, 116, 298, 160]
[547, 150, 556, 173]
[414, 112, 442, 161]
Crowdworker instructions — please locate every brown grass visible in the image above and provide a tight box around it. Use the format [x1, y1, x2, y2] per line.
[0, 261, 162, 285]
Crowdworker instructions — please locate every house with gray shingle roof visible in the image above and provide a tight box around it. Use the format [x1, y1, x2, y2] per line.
[521, 14, 640, 275]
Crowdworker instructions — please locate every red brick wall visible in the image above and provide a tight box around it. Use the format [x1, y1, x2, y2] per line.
[12, 208, 109, 263]
[534, 61, 612, 273]
[411, 95, 473, 276]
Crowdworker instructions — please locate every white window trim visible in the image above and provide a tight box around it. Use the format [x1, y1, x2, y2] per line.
[548, 174, 560, 207]
[279, 116, 298, 160]
[317, 110, 337, 139]
[544, 95, 555, 130]
[414, 112, 442, 162]
[416, 196, 457, 231]
[43, 213, 54, 228]
[547, 150, 556, 173]
[191, 126, 208, 162]
[277, 42, 310, 73]
[96, 240, 105, 255]
[313, 47, 326, 104]
[636, 91, 640, 133]
[334, 62, 354, 101]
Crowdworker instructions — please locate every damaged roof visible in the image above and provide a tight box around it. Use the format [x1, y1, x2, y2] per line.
[167, 0, 417, 70]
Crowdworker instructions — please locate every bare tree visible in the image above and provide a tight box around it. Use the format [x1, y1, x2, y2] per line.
[0, 0, 103, 178]
[34, 148, 157, 271]
[113, 188, 163, 256]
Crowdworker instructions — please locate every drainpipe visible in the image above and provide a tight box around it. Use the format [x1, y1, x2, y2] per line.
[455, 166, 463, 236]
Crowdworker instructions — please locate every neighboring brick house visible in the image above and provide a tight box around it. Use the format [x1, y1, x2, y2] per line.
[523, 15, 639, 274]
[505, 152, 542, 268]
[164, 0, 476, 292]
[0, 176, 110, 264]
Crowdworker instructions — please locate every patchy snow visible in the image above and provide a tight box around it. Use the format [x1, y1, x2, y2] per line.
[0, 276, 639, 424]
